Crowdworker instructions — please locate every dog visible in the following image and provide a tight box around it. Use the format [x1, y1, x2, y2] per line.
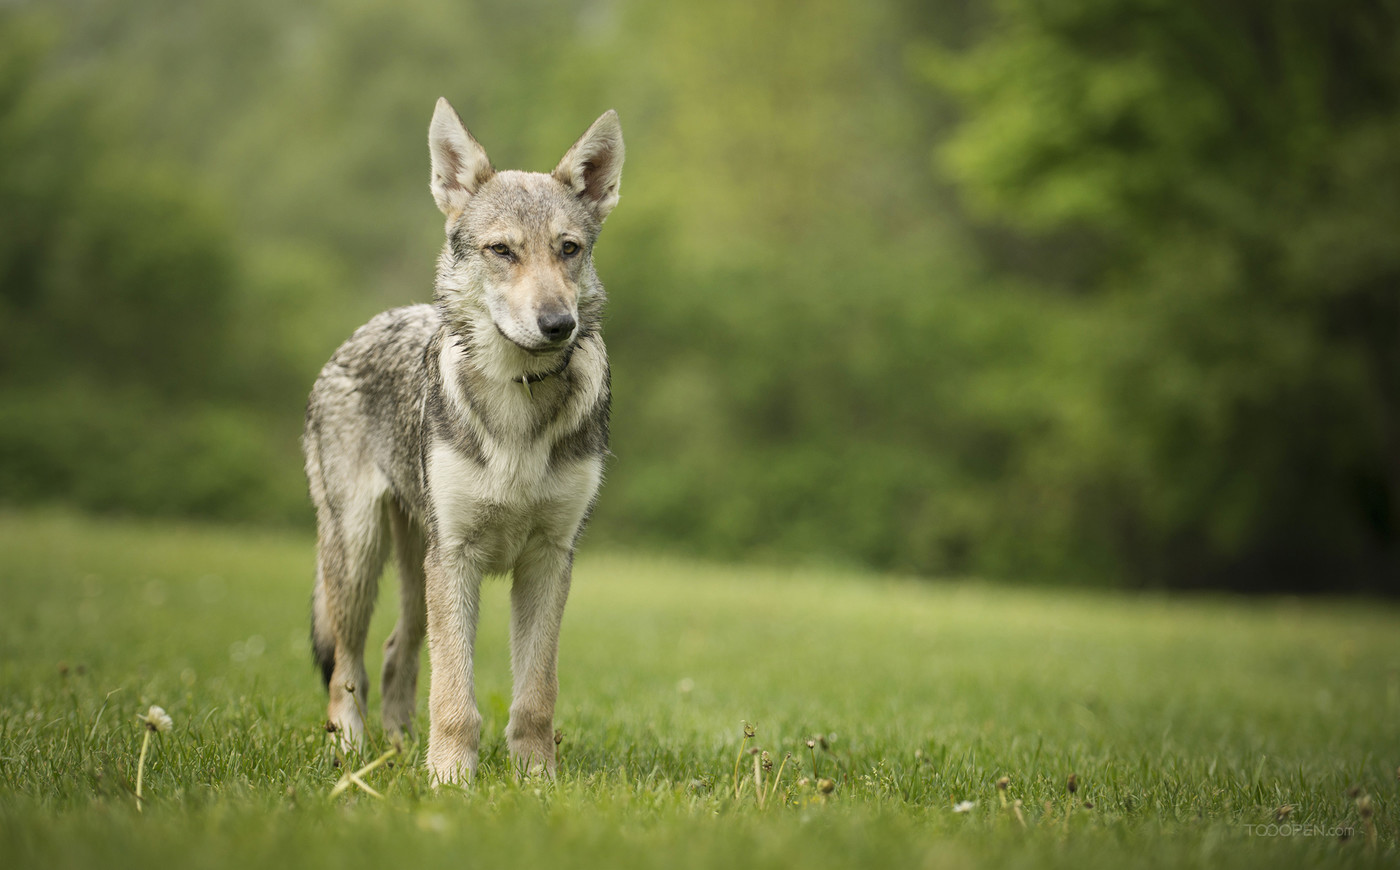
[302, 97, 622, 784]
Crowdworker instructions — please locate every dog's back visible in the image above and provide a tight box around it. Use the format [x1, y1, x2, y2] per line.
[305, 304, 438, 535]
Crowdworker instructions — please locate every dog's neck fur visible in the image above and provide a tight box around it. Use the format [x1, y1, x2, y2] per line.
[431, 278, 604, 452]
[435, 302, 573, 385]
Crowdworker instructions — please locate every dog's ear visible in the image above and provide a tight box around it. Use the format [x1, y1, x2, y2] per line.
[553, 110, 625, 222]
[429, 97, 494, 219]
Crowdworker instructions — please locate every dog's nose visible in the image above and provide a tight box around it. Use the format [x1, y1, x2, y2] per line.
[537, 312, 575, 342]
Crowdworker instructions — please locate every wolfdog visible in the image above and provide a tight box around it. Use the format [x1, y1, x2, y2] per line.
[302, 97, 622, 783]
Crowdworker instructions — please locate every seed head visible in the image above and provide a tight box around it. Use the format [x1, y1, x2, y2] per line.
[1066, 773, 1078, 794]
[139, 705, 173, 733]
[952, 800, 976, 813]
[1275, 805, 1293, 821]
[805, 739, 816, 749]
[761, 751, 773, 772]
[554, 728, 564, 746]
[1357, 793, 1374, 819]
[817, 778, 836, 794]
[324, 720, 339, 733]
[996, 776, 1010, 791]
[343, 680, 356, 694]
[743, 723, 756, 739]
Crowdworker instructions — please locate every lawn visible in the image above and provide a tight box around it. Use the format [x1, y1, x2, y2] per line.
[0, 510, 1395, 869]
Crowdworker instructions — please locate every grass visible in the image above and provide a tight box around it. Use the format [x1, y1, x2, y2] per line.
[0, 509, 1395, 869]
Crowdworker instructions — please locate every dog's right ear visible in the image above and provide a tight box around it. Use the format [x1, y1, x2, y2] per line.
[429, 97, 494, 219]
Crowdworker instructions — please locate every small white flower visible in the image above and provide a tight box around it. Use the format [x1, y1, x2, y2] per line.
[139, 705, 173, 733]
[952, 800, 976, 813]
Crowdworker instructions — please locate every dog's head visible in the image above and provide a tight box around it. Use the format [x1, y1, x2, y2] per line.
[429, 98, 623, 363]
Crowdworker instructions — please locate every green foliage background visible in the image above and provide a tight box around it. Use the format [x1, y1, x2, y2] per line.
[1, 0, 1395, 592]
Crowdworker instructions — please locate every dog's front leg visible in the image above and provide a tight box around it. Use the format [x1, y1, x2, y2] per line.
[506, 541, 573, 777]
[424, 541, 484, 785]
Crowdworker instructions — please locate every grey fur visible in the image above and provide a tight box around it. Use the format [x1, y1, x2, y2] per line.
[303, 98, 621, 783]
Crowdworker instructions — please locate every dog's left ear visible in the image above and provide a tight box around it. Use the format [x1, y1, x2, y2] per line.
[553, 110, 625, 222]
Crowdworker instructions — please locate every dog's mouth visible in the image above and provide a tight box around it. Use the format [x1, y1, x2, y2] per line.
[534, 335, 577, 355]
[492, 320, 575, 356]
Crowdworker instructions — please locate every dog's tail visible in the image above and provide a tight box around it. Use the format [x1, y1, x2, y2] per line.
[304, 411, 337, 692]
[310, 566, 336, 690]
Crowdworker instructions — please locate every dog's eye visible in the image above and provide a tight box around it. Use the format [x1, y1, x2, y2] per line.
[489, 243, 512, 257]
[560, 240, 580, 257]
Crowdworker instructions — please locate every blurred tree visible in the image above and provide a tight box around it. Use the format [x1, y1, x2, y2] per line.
[927, 0, 1400, 590]
[0, 20, 235, 395]
[0, 15, 309, 521]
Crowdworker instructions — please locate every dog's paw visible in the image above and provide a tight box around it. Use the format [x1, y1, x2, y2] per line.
[426, 745, 477, 787]
[381, 707, 416, 744]
[325, 711, 366, 756]
[507, 744, 556, 781]
[384, 723, 414, 754]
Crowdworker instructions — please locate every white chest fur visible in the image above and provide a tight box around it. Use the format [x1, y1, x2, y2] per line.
[426, 339, 605, 573]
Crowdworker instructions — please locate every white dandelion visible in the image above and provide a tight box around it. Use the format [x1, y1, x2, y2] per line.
[139, 705, 173, 733]
[135, 705, 173, 811]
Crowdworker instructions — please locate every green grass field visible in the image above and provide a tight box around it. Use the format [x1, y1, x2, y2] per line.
[0, 511, 1395, 869]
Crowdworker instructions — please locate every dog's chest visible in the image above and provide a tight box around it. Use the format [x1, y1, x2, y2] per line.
[427, 437, 601, 572]
[424, 368, 602, 572]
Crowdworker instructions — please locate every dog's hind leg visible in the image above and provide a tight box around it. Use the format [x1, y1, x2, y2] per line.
[381, 500, 427, 743]
[312, 484, 390, 753]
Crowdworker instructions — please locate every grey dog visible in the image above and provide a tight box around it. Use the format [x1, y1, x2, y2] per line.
[303, 97, 622, 783]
